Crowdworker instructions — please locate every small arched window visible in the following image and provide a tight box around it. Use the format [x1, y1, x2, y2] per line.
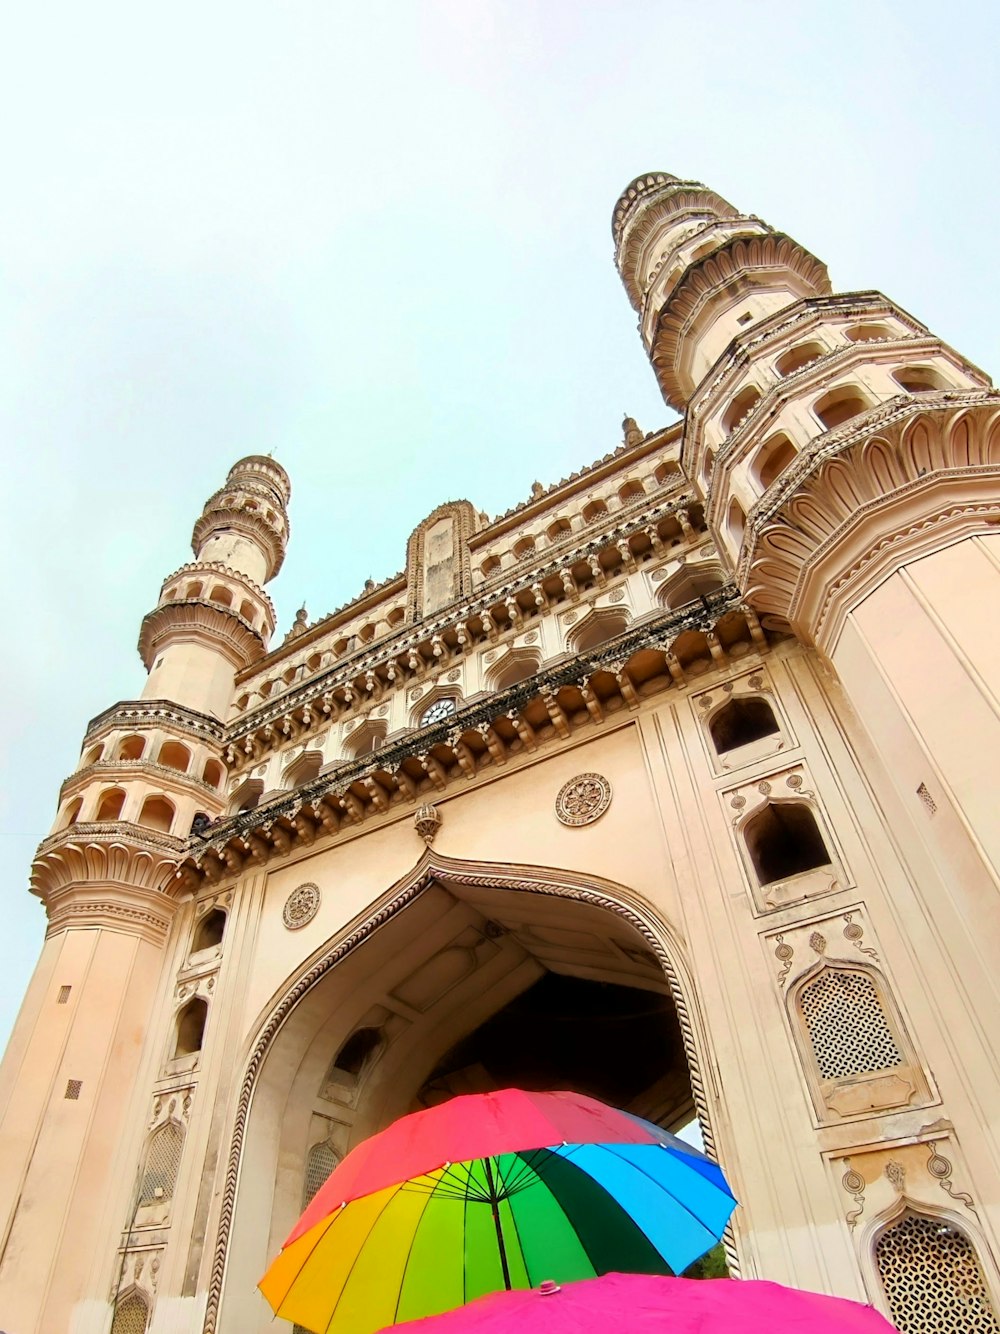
[230, 779, 263, 814]
[875, 1211, 1000, 1334]
[80, 744, 104, 768]
[96, 788, 127, 822]
[209, 585, 233, 607]
[513, 535, 536, 560]
[138, 796, 174, 834]
[728, 499, 747, 548]
[798, 965, 902, 1081]
[893, 365, 951, 394]
[572, 611, 629, 653]
[118, 735, 146, 762]
[174, 998, 208, 1058]
[61, 797, 83, 829]
[110, 1291, 150, 1334]
[202, 759, 224, 789]
[662, 568, 726, 612]
[654, 460, 682, 486]
[480, 555, 502, 578]
[193, 908, 226, 953]
[710, 697, 779, 754]
[239, 599, 256, 623]
[845, 323, 893, 343]
[618, 479, 645, 504]
[815, 385, 871, 431]
[158, 741, 191, 773]
[185, 580, 204, 598]
[491, 654, 541, 691]
[333, 1026, 381, 1076]
[546, 518, 573, 544]
[775, 341, 825, 377]
[744, 800, 830, 885]
[137, 1120, 185, 1207]
[284, 752, 323, 788]
[722, 385, 762, 434]
[303, 1141, 339, 1208]
[582, 499, 608, 523]
[751, 433, 797, 491]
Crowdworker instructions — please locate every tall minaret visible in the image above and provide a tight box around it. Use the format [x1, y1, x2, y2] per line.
[614, 167, 1000, 1029]
[0, 458, 289, 1333]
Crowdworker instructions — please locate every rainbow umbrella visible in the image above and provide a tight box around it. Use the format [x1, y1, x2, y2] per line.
[389, 1272, 900, 1332]
[259, 1089, 737, 1334]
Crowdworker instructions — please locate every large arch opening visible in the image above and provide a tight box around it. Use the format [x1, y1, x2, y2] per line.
[220, 857, 724, 1330]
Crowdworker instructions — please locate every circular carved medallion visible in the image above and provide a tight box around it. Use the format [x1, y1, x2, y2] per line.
[282, 882, 320, 930]
[555, 773, 613, 827]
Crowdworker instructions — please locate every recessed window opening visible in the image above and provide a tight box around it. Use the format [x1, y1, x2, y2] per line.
[81, 744, 104, 767]
[185, 581, 204, 598]
[798, 966, 901, 1081]
[722, 385, 761, 434]
[175, 998, 208, 1057]
[744, 801, 830, 884]
[202, 759, 224, 788]
[492, 657, 539, 691]
[893, 365, 950, 394]
[284, 752, 323, 788]
[158, 741, 191, 773]
[653, 461, 681, 486]
[618, 479, 646, 504]
[752, 433, 798, 490]
[193, 908, 226, 953]
[61, 798, 83, 829]
[57, 985, 72, 1004]
[481, 555, 502, 577]
[546, 518, 573, 544]
[513, 536, 536, 559]
[815, 386, 871, 431]
[110, 1291, 149, 1334]
[728, 499, 746, 547]
[138, 796, 174, 834]
[582, 499, 608, 523]
[118, 735, 146, 762]
[736, 310, 754, 326]
[875, 1211, 1000, 1333]
[333, 1026, 381, 1076]
[663, 569, 725, 612]
[137, 1120, 184, 1207]
[573, 612, 629, 653]
[303, 1141, 338, 1208]
[710, 697, 780, 754]
[239, 599, 256, 623]
[230, 779, 264, 814]
[96, 788, 127, 822]
[775, 342, 825, 377]
[209, 585, 233, 607]
[845, 323, 892, 343]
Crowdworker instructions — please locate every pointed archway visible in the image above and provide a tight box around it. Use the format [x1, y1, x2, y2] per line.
[206, 851, 731, 1334]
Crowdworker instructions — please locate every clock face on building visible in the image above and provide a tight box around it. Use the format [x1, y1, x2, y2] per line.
[421, 697, 457, 725]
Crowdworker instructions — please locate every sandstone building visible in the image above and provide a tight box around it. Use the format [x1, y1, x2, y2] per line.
[1, 173, 999, 1333]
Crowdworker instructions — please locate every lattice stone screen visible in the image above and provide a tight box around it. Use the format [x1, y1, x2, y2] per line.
[799, 968, 902, 1079]
[876, 1212, 1000, 1332]
[110, 1292, 149, 1334]
[303, 1140, 338, 1208]
[138, 1121, 184, 1207]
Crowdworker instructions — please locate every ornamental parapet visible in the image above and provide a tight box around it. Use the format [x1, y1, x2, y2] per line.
[31, 823, 186, 941]
[179, 591, 770, 889]
[58, 758, 225, 805]
[650, 232, 832, 410]
[84, 699, 226, 746]
[138, 599, 266, 672]
[224, 494, 705, 744]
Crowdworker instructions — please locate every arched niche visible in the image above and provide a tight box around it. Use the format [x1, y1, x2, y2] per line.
[212, 853, 729, 1332]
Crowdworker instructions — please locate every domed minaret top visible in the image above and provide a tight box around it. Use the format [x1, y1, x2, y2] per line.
[191, 454, 291, 585]
[613, 172, 831, 410]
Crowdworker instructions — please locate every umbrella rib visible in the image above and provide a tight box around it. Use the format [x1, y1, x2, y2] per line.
[319, 1184, 407, 1334]
[592, 1143, 733, 1238]
[392, 1182, 435, 1325]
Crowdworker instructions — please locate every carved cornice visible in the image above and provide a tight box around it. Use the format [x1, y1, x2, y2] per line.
[31, 825, 185, 937]
[226, 495, 704, 742]
[651, 233, 832, 410]
[612, 176, 740, 310]
[183, 590, 772, 887]
[84, 700, 226, 747]
[160, 560, 276, 623]
[138, 600, 265, 672]
[42, 885, 177, 945]
[192, 458, 290, 581]
[59, 759, 226, 805]
[740, 398, 1000, 648]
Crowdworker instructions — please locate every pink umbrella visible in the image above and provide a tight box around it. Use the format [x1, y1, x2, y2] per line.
[388, 1271, 899, 1332]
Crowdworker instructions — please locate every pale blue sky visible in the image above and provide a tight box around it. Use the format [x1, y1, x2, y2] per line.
[1, 1, 997, 1051]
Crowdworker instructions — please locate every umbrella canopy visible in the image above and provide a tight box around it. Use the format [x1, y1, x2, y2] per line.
[389, 1272, 900, 1332]
[259, 1090, 737, 1334]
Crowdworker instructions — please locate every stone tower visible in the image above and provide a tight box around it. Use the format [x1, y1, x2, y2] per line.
[1, 178, 999, 1334]
[0, 459, 288, 1333]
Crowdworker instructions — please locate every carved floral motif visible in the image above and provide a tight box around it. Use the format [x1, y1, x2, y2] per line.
[282, 882, 320, 930]
[555, 773, 613, 827]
